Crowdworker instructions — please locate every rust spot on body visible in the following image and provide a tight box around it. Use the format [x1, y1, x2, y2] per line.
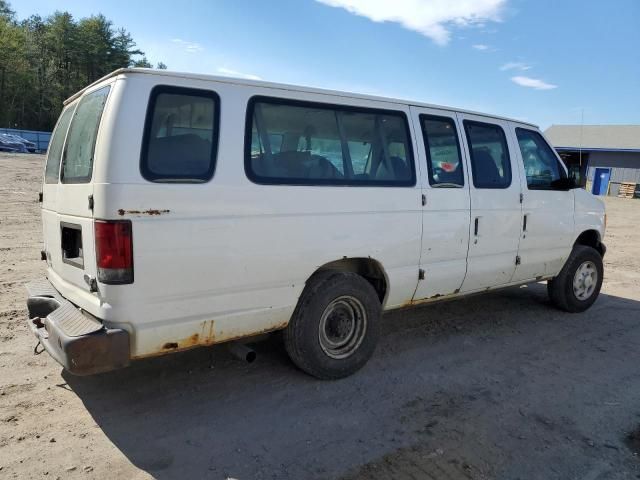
[118, 209, 170, 216]
[162, 333, 199, 351]
[399, 290, 461, 309]
[207, 320, 215, 343]
[145, 209, 170, 215]
[135, 320, 288, 360]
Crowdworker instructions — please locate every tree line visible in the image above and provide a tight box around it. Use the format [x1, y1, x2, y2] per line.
[0, 0, 166, 131]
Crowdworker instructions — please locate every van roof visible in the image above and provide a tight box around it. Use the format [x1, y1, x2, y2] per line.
[65, 68, 538, 128]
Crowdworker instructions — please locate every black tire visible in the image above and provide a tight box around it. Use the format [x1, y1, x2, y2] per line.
[547, 245, 603, 313]
[283, 270, 381, 380]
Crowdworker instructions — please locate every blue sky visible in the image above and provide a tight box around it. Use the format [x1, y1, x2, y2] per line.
[15, 0, 640, 129]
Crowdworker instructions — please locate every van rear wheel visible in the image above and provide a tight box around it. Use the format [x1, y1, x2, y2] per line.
[284, 271, 381, 379]
[547, 245, 603, 313]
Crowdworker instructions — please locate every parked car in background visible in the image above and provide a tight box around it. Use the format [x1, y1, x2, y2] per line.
[0, 134, 27, 153]
[0, 137, 18, 152]
[3, 134, 37, 152]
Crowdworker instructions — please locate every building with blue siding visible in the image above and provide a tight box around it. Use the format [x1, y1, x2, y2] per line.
[544, 125, 640, 197]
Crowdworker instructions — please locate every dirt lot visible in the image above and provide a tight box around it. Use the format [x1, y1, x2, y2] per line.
[1, 152, 640, 480]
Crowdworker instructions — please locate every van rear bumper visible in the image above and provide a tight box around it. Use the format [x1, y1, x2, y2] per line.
[26, 278, 130, 376]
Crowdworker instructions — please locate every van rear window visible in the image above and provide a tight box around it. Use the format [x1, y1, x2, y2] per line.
[246, 97, 416, 186]
[61, 86, 110, 183]
[140, 86, 220, 183]
[45, 103, 76, 184]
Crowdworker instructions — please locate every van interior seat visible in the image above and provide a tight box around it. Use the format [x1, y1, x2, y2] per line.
[252, 150, 342, 179]
[148, 134, 211, 175]
[436, 164, 464, 185]
[273, 150, 312, 178]
[389, 156, 409, 180]
[472, 148, 501, 186]
[308, 154, 342, 179]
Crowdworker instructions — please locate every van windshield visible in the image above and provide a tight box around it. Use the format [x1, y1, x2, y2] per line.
[61, 86, 110, 183]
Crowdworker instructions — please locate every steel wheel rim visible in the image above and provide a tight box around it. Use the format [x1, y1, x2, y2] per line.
[318, 295, 367, 359]
[573, 260, 598, 301]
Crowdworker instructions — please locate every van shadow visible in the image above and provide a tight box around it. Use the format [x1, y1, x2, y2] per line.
[64, 283, 640, 479]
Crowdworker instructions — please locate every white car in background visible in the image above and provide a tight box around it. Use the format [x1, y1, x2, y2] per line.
[0, 133, 28, 153]
[4, 134, 37, 152]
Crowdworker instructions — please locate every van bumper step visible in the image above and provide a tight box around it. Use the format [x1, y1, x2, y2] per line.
[26, 278, 130, 376]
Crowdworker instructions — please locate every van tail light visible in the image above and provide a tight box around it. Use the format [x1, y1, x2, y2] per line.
[94, 220, 133, 284]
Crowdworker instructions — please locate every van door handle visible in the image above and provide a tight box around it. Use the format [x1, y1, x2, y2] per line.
[474, 217, 479, 236]
[523, 214, 528, 232]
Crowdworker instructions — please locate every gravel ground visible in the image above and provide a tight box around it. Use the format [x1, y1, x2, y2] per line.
[1, 152, 639, 480]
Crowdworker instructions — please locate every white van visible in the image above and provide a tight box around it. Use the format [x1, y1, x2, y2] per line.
[27, 68, 606, 379]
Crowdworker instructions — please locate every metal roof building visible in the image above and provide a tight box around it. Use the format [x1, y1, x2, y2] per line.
[544, 125, 640, 197]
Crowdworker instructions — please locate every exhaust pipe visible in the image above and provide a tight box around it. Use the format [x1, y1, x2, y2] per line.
[227, 342, 256, 363]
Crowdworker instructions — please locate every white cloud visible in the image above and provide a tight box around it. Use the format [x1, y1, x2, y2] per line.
[511, 76, 557, 90]
[472, 44, 489, 50]
[171, 38, 204, 53]
[216, 67, 262, 81]
[500, 61, 531, 71]
[315, 0, 507, 45]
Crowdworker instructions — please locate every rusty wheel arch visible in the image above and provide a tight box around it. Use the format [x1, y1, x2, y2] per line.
[311, 257, 389, 306]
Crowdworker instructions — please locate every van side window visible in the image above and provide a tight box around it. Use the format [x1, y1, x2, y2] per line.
[61, 86, 110, 183]
[464, 121, 511, 189]
[45, 103, 76, 184]
[516, 128, 567, 190]
[246, 97, 415, 186]
[141, 86, 220, 183]
[420, 115, 464, 187]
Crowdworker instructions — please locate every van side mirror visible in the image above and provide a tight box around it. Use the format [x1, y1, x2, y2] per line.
[551, 177, 577, 191]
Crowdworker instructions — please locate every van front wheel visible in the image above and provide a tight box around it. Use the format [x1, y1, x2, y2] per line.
[547, 245, 603, 313]
[284, 271, 381, 379]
